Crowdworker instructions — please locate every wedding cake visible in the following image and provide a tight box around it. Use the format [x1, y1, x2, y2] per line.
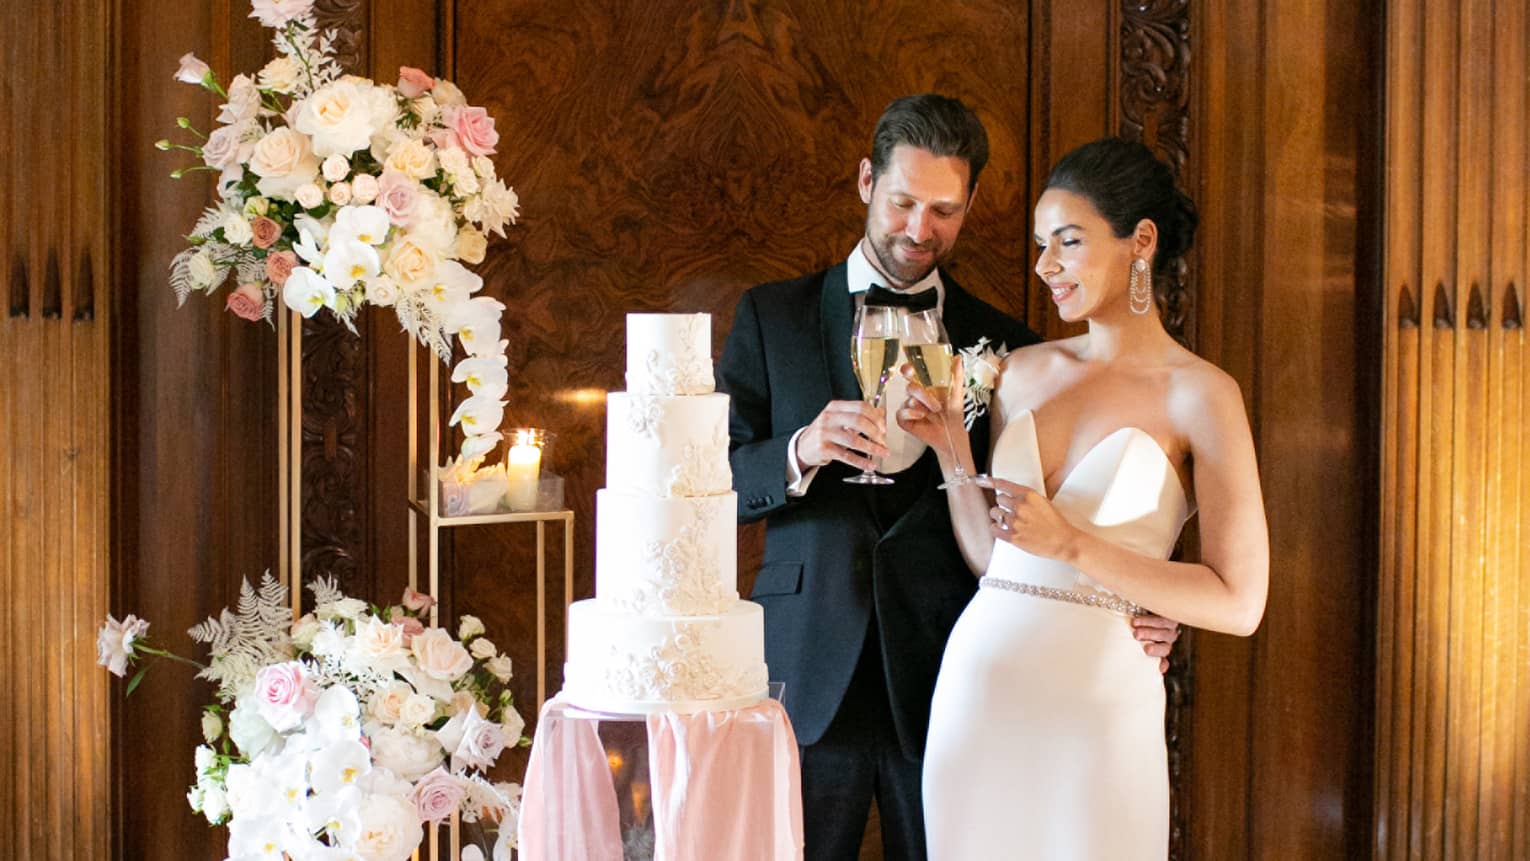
[561, 313, 770, 715]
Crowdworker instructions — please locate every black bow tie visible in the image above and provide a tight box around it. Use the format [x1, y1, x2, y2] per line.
[864, 283, 938, 312]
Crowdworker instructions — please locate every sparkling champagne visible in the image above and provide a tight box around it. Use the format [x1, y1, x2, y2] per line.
[905, 342, 955, 400]
[852, 335, 901, 406]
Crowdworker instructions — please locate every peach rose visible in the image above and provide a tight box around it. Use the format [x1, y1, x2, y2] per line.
[350, 173, 379, 203]
[397, 66, 435, 99]
[265, 250, 298, 286]
[444, 105, 499, 157]
[410, 627, 473, 681]
[250, 216, 282, 249]
[454, 227, 487, 265]
[225, 283, 265, 321]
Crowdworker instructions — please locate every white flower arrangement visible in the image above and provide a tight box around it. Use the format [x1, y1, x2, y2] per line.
[162, 0, 518, 470]
[98, 574, 526, 861]
[959, 337, 1009, 430]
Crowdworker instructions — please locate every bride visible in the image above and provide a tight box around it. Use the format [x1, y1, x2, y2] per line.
[898, 137, 1269, 859]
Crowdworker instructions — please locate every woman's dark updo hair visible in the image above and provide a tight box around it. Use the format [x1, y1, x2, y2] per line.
[1043, 137, 1198, 275]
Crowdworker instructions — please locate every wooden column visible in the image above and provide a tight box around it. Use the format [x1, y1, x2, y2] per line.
[1376, 0, 1529, 858]
[0, 1, 113, 858]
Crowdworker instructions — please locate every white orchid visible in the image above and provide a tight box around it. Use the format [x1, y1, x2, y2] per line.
[452, 355, 509, 395]
[320, 238, 381, 291]
[282, 267, 336, 317]
[448, 394, 506, 439]
[332, 204, 390, 245]
[309, 739, 372, 794]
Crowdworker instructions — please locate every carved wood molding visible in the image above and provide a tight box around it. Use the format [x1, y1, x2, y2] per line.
[300, 0, 371, 600]
[1121, 0, 1192, 348]
[1120, 2, 1192, 859]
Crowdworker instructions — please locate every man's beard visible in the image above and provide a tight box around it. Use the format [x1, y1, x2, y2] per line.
[867, 233, 946, 287]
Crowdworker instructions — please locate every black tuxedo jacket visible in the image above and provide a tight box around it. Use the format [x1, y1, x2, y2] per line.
[717, 263, 1039, 757]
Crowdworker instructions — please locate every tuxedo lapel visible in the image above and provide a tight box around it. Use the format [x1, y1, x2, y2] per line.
[819, 263, 860, 402]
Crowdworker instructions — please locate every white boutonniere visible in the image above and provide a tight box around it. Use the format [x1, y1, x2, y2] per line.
[959, 337, 1009, 430]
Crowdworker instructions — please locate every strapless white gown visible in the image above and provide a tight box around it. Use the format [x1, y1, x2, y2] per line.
[922, 410, 1192, 860]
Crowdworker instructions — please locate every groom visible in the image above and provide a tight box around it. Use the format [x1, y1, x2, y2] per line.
[717, 94, 1039, 860]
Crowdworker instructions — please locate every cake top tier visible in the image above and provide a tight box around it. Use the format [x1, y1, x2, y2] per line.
[626, 314, 714, 396]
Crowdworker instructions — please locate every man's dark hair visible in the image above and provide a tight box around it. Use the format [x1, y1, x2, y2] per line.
[869, 94, 989, 194]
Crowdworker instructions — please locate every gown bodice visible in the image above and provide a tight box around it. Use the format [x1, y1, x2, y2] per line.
[984, 409, 1194, 603]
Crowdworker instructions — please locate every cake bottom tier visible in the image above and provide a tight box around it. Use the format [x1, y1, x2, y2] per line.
[562, 599, 770, 715]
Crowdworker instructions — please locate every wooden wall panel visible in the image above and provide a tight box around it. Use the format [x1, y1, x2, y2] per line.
[1, 1, 114, 859]
[1377, 0, 1530, 858]
[1194, 0, 1380, 858]
[112, 2, 276, 859]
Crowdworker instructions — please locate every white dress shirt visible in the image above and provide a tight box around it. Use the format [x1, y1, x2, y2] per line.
[785, 241, 944, 495]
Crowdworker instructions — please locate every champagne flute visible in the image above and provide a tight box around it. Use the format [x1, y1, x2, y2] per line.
[845, 304, 901, 485]
[902, 308, 974, 489]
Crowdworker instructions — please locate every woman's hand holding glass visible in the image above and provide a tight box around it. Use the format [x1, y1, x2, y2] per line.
[896, 351, 976, 487]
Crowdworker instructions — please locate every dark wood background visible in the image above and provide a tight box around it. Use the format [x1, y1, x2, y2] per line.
[0, 0, 1422, 858]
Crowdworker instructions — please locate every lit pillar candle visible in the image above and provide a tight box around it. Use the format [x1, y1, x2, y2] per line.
[505, 441, 542, 511]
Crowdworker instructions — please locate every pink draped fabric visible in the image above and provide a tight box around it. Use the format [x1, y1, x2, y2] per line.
[517, 699, 624, 861]
[645, 699, 804, 861]
[518, 697, 804, 861]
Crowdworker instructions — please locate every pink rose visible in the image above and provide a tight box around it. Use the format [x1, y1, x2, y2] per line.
[376, 170, 420, 226]
[254, 661, 317, 731]
[202, 124, 247, 170]
[444, 106, 499, 157]
[397, 66, 435, 99]
[389, 608, 426, 644]
[225, 283, 265, 322]
[411, 767, 465, 824]
[96, 614, 150, 677]
[265, 250, 298, 286]
[250, 217, 282, 249]
[401, 587, 436, 613]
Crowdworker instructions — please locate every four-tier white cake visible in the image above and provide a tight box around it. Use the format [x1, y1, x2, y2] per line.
[561, 313, 771, 715]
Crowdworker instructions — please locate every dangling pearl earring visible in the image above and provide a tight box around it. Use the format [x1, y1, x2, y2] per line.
[1128, 258, 1154, 315]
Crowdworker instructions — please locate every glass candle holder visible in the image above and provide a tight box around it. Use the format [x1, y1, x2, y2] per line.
[504, 428, 552, 512]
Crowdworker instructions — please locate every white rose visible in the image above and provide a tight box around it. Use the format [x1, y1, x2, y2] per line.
[321, 153, 351, 183]
[188, 249, 217, 289]
[469, 638, 496, 660]
[328, 181, 353, 205]
[501, 706, 525, 744]
[412, 95, 440, 126]
[227, 698, 279, 758]
[486, 655, 513, 683]
[295, 80, 382, 157]
[458, 615, 485, 640]
[971, 354, 1001, 390]
[257, 55, 302, 94]
[385, 138, 436, 180]
[368, 726, 443, 781]
[200, 784, 229, 824]
[222, 212, 253, 245]
[201, 712, 223, 744]
[400, 693, 437, 728]
[290, 614, 322, 649]
[471, 155, 497, 180]
[351, 173, 380, 203]
[194, 744, 215, 772]
[295, 183, 324, 210]
[218, 74, 260, 125]
[369, 681, 412, 724]
[249, 127, 319, 199]
[431, 79, 466, 106]
[454, 227, 487, 265]
[351, 616, 408, 669]
[354, 793, 424, 861]
[365, 275, 398, 307]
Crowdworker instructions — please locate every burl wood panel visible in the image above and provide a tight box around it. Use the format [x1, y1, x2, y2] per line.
[1378, 0, 1530, 858]
[442, 0, 1032, 727]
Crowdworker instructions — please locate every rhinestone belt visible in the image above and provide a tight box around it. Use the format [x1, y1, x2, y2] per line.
[979, 575, 1146, 616]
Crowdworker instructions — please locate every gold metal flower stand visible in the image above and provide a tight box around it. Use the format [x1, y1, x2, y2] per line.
[278, 311, 577, 861]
